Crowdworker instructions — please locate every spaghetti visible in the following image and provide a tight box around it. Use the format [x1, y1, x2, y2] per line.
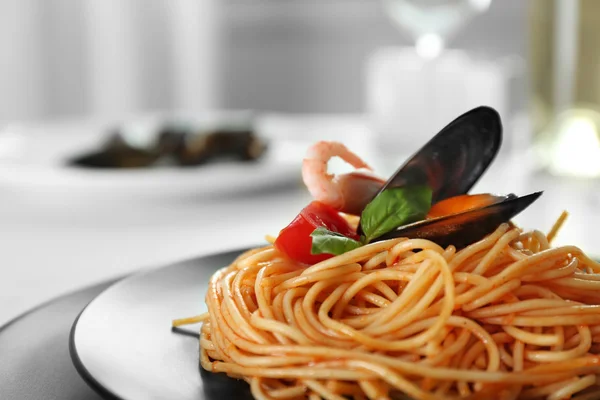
[174, 220, 600, 400]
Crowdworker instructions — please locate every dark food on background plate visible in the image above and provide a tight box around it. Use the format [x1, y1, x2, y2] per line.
[69, 121, 267, 169]
[173, 107, 600, 399]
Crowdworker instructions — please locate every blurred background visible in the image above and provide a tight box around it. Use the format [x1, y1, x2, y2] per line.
[0, 0, 524, 119]
[2, 0, 600, 324]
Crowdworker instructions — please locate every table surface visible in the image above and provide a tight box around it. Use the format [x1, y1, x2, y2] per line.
[2, 115, 600, 326]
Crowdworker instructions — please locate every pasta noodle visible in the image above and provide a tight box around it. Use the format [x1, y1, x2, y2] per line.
[175, 222, 600, 400]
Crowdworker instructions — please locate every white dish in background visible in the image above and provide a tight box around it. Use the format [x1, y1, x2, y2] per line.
[0, 113, 376, 198]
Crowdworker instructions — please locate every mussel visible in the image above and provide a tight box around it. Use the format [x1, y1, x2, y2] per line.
[69, 121, 267, 169]
[374, 106, 503, 203]
[376, 192, 542, 249]
[359, 106, 541, 248]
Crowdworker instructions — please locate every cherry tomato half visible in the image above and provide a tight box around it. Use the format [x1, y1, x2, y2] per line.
[274, 201, 358, 265]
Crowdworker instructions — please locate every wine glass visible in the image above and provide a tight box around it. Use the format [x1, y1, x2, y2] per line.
[382, 0, 492, 59]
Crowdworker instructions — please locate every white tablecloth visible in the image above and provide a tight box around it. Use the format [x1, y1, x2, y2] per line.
[0, 185, 312, 325]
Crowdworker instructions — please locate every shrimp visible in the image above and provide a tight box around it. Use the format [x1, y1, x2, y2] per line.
[302, 141, 386, 215]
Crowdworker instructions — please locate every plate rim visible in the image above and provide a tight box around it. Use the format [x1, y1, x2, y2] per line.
[68, 247, 250, 400]
[70, 303, 123, 400]
[0, 277, 123, 335]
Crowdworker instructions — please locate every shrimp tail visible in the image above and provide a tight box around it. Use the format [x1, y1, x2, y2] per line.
[301, 141, 384, 214]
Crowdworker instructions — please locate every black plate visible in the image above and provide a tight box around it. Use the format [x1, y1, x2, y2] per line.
[0, 279, 117, 400]
[70, 249, 254, 400]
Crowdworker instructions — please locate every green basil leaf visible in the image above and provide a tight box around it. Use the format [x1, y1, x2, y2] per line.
[360, 185, 432, 243]
[310, 227, 363, 256]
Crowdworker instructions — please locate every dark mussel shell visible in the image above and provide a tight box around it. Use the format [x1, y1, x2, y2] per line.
[69, 125, 267, 169]
[374, 192, 543, 249]
[69, 130, 160, 168]
[357, 106, 502, 235]
[376, 106, 502, 204]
